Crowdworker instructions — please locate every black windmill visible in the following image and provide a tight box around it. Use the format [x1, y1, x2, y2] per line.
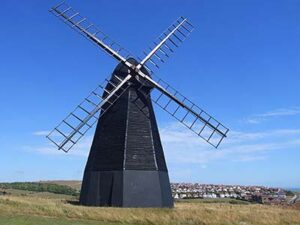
[47, 1, 229, 208]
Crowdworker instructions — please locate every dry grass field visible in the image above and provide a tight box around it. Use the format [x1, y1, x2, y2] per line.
[0, 188, 300, 225]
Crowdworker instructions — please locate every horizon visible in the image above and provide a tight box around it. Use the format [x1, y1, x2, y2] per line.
[2, 179, 300, 190]
[0, 0, 299, 188]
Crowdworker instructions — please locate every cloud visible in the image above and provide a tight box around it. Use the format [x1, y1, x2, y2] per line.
[160, 123, 300, 164]
[232, 155, 267, 162]
[28, 121, 300, 166]
[24, 135, 92, 157]
[246, 107, 300, 124]
[200, 164, 207, 169]
[260, 108, 300, 117]
[32, 131, 50, 136]
[227, 129, 300, 143]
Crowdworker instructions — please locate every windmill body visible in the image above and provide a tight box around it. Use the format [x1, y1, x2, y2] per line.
[47, 2, 229, 208]
[80, 59, 173, 207]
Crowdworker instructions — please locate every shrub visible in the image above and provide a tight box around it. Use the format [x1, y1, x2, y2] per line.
[0, 182, 79, 196]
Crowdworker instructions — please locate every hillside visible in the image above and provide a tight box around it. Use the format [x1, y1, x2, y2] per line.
[0, 182, 79, 196]
[41, 180, 82, 191]
[0, 185, 300, 225]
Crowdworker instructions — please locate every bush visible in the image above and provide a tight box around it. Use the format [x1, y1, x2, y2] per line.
[285, 190, 295, 196]
[0, 182, 79, 196]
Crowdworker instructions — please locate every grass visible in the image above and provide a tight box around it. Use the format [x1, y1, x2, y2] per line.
[0, 214, 118, 225]
[176, 198, 251, 205]
[0, 182, 79, 196]
[0, 189, 300, 225]
[41, 180, 82, 191]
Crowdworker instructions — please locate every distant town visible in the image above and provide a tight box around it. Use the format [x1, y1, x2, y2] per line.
[171, 183, 299, 204]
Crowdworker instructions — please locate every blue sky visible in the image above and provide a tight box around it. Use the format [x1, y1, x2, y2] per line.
[0, 0, 299, 188]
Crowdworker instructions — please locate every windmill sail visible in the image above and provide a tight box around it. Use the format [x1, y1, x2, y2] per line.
[137, 75, 228, 148]
[137, 17, 194, 74]
[47, 74, 132, 152]
[50, 2, 132, 63]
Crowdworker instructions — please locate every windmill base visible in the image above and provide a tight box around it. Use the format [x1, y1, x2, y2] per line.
[79, 170, 173, 208]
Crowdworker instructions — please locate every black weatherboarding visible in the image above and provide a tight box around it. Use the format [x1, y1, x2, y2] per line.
[46, 1, 229, 207]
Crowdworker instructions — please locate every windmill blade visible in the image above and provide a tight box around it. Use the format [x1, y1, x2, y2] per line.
[136, 17, 194, 74]
[47, 74, 132, 152]
[50, 1, 132, 64]
[137, 74, 228, 148]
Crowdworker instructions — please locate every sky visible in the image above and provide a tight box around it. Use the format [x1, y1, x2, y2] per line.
[0, 0, 299, 188]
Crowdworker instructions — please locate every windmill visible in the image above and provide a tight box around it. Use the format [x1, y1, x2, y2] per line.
[47, 1, 229, 208]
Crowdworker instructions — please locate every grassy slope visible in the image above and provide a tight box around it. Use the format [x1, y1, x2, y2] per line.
[0, 189, 300, 225]
[41, 181, 82, 191]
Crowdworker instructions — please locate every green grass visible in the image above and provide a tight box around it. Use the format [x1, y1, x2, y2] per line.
[41, 181, 82, 191]
[0, 188, 76, 200]
[0, 182, 79, 196]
